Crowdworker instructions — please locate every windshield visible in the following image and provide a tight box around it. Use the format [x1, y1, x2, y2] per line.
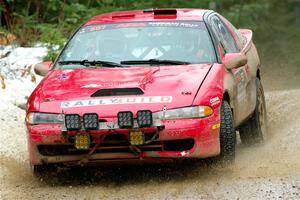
[56, 21, 216, 69]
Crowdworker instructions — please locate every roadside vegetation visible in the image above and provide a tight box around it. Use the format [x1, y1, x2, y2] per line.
[0, 0, 299, 85]
[0, 1, 274, 49]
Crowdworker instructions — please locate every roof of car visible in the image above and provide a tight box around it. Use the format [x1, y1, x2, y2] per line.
[85, 8, 210, 26]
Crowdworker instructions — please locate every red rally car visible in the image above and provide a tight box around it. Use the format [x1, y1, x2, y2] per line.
[27, 8, 267, 171]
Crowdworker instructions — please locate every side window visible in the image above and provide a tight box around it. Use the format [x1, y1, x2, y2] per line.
[219, 15, 247, 49]
[209, 15, 239, 53]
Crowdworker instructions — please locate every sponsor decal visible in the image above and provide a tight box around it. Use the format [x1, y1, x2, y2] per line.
[237, 86, 247, 102]
[236, 69, 246, 83]
[115, 23, 147, 28]
[88, 25, 106, 32]
[181, 91, 192, 95]
[235, 68, 247, 102]
[148, 22, 200, 28]
[44, 98, 54, 102]
[210, 96, 220, 106]
[58, 74, 68, 80]
[79, 22, 202, 34]
[81, 84, 102, 88]
[80, 82, 137, 88]
[61, 96, 172, 108]
[212, 122, 221, 129]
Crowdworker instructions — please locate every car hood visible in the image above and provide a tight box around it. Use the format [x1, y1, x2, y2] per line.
[38, 64, 212, 116]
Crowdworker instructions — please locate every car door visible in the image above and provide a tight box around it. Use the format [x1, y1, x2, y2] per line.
[207, 14, 252, 126]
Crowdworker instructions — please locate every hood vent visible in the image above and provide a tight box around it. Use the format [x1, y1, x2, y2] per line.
[91, 88, 144, 97]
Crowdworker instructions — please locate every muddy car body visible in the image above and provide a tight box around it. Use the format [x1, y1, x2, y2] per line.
[26, 9, 267, 170]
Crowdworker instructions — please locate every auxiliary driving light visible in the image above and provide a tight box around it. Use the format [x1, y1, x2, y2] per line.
[74, 134, 90, 150]
[130, 130, 144, 145]
[83, 113, 99, 130]
[65, 114, 81, 131]
[137, 110, 153, 127]
[118, 111, 134, 128]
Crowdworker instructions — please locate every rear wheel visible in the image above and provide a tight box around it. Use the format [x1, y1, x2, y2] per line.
[219, 100, 236, 162]
[239, 78, 267, 145]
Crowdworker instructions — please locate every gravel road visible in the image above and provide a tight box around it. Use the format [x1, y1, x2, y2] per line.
[1, 81, 300, 199]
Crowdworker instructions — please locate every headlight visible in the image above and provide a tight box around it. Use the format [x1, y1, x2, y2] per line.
[26, 112, 64, 125]
[153, 106, 213, 120]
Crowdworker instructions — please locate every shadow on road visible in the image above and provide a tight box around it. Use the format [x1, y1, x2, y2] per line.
[34, 159, 231, 187]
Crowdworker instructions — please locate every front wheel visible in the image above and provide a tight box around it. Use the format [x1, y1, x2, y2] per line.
[219, 100, 236, 162]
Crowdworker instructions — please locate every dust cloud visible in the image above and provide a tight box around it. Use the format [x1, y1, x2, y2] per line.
[1, 79, 300, 199]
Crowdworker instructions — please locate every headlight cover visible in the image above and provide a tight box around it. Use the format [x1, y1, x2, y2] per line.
[26, 112, 64, 125]
[153, 106, 213, 120]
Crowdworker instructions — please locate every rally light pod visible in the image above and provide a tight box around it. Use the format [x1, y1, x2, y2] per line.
[118, 111, 134, 128]
[65, 114, 81, 131]
[74, 134, 90, 150]
[83, 113, 99, 130]
[137, 110, 153, 127]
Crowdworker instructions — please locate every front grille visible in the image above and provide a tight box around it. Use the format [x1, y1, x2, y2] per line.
[38, 144, 89, 156]
[163, 139, 195, 151]
[38, 134, 194, 156]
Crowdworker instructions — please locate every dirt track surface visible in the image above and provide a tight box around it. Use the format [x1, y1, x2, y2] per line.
[1, 83, 300, 199]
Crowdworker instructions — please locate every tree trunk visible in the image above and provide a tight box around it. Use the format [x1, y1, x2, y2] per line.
[59, 0, 67, 23]
[0, 0, 13, 31]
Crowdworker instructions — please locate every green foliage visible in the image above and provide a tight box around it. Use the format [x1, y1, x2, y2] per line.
[224, 3, 270, 30]
[0, 0, 298, 62]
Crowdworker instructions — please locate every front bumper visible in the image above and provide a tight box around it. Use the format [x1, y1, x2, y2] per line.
[27, 113, 221, 165]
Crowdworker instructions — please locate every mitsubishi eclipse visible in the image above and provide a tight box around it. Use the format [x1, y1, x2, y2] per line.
[27, 8, 267, 172]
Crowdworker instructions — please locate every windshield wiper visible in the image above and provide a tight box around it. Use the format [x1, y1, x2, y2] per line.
[120, 59, 190, 65]
[58, 60, 125, 68]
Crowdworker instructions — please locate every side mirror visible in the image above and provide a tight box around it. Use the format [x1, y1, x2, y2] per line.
[222, 53, 247, 69]
[34, 61, 53, 76]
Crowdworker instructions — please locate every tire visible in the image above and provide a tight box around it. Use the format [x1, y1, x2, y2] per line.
[219, 100, 236, 162]
[239, 78, 268, 145]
